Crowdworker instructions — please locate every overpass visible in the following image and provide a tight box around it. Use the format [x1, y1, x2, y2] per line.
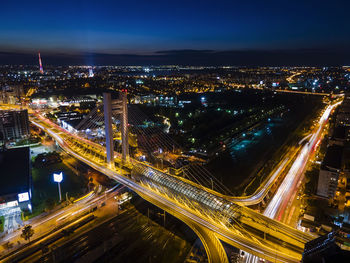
[25, 98, 315, 263]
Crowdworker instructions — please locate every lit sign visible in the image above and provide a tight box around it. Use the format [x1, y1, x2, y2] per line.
[18, 192, 29, 202]
[53, 172, 63, 183]
[7, 201, 18, 207]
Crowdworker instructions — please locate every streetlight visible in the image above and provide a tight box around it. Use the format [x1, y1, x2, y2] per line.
[53, 172, 63, 202]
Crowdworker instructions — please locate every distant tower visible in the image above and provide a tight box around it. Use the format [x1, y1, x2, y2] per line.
[38, 52, 44, 74]
[88, 67, 94, 78]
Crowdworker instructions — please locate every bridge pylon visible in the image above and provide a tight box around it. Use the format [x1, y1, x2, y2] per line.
[103, 91, 129, 169]
[103, 92, 115, 170]
[120, 89, 129, 163]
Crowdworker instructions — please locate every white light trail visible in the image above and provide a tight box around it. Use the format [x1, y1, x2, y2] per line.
[245, 102, 341, 263]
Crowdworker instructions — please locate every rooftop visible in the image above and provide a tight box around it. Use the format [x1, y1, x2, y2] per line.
[0, 147, 31, 197]
[332, 126, 346, 140]
[63, 119, 83, 129]
[322, 145, 343, 170]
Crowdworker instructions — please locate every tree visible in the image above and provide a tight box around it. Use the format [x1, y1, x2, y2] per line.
[21, 225, 34, 243]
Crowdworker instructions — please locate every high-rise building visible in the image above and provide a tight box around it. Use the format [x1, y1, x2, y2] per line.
[0, 147, 32, 212]
[336, 94, 350, 126]
[0, 85, 24, 104]
[0, 109, 30, 141]
[317, 145, 343, 198]
[302, 232, 350, 263]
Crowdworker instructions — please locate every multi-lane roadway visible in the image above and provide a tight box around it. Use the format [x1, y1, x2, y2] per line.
[244, 101, 341, 263]
[27, 112, 316, 263]
[0, 184, 122, 261]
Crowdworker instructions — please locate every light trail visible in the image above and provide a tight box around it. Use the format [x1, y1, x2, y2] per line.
[230, 157, 290, 205]
[28, 114, 312, 263]
[266, 101, 340, 220]
[0, 182, 122, 259]
[245, 101, 341, 263]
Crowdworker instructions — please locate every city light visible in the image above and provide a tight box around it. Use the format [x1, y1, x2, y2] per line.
[53, 172, 63, 183]
[0, 5, 348, 260]
[53, 172, 63, 202]
[18, 192, 29, 202]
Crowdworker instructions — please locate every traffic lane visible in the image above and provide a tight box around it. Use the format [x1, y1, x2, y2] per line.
[31, 111, 305, 262]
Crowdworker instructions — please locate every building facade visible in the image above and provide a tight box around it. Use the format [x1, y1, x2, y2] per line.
[317, 145, 343, 198]
[0, 147, 32, 212]
[0, 109, 30, 140]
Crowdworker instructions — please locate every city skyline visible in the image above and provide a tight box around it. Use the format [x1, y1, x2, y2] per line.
[1, 1, 350, 262]
[1, 0, 350, 65]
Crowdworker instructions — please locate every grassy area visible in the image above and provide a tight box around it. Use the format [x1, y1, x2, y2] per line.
[0, 216, 4, 233]
[14, 137, 40, 147]
[26, 162, 88, 220]
[224, 97, 324, 196]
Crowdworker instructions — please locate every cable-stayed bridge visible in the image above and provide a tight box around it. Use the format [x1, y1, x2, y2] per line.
[25, 91, 317, 263]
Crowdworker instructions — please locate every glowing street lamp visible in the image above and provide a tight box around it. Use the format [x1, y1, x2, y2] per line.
[53, 172, 63, 202]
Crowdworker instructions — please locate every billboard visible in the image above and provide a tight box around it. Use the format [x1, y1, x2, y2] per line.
[53, 172, 63, 183]
[18, 192, 29, 202]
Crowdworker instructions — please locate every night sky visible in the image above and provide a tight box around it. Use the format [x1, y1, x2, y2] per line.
[1, 0, 349, 65]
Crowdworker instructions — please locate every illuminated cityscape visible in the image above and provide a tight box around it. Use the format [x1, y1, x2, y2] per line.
[1, 1, 350, 263]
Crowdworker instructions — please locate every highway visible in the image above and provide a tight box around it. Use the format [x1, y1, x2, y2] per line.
[275, 89, 329, 96]
[229, 157, 291, 206]
[0, 184, 123, 261]
[27, 113, 315, 263]
[268, 102, 339, 220]
[220, 101, 335, 206]
[244, 101, 342, 263]
[286, 72, 303, 83]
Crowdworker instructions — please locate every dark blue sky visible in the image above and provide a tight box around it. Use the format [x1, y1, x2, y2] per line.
[1, 0, 350, 65]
